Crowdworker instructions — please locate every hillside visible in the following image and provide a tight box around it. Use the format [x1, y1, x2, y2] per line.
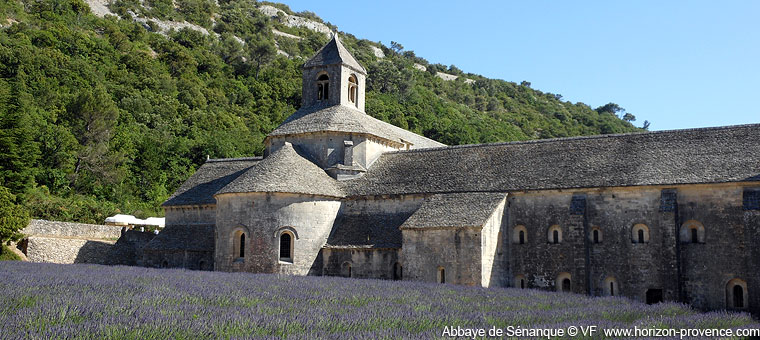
[0, 0, 643, 223]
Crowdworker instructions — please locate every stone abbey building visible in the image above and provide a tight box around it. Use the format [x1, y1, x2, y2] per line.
[145, 34, 760, 313]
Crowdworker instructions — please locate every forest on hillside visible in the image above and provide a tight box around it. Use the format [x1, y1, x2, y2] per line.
[0, 0, 644, 225]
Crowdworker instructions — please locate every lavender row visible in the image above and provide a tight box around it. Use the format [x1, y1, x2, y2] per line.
[0, 262, 756, 339]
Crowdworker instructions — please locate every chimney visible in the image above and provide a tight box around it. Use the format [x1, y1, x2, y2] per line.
[343, 140, 354, 166]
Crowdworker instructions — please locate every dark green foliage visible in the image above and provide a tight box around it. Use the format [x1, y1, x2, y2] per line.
[0, 244, 22, 261]
[0, 0, 642, 223]
[0, 185, 29, 242]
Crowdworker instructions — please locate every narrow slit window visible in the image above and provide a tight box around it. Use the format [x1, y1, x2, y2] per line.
[239, 233, 245, 258]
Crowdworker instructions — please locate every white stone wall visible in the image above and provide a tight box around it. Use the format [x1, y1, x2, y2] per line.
[363, 137, 399, 168]
[214, 192, 341, 275]
[339, 66, 366, 112]
[25, 237, 116, 264]
[480, 198, 507, 287]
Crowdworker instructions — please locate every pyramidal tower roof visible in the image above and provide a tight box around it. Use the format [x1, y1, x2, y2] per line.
[303, 33, 367, 74]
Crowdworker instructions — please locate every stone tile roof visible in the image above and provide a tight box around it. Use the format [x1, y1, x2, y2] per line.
[400, 193, 506, 230]
[216, 142, 344, 197]
[324, 209, 414, 249]
[162, 157, 261, 206]
[142, 224, 214, 252]
[303, 34, 366, 74]
[347, 124, 760, 196]
[267, 104, 445, 149]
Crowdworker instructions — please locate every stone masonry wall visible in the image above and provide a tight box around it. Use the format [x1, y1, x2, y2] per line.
[214, 192, 341, 275]
[25, 237, 116, 264]
[21, 220, 154, 265]
[23, 219, 122, 239]
[164, 205, 216, 226]
[322, 248, 400, 280]
[142, 249, 213, 270]
[402, 228, 482, 286]
[507, 183, 759, 313]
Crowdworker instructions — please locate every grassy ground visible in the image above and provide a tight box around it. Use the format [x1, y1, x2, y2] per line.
[0, 244, 21, 261]
[0, 262, 757, 339]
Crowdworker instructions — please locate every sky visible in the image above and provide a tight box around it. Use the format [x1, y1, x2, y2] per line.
[276, 0, 759, 131]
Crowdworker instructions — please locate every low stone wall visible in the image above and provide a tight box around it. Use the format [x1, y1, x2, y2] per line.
[25, 237, 116, 264]
[23, 219, 122, 239]
[20, 220, 154, 265]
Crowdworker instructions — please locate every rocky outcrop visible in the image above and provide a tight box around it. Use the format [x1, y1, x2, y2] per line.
[258, 5, 331, 36]
[370, 46, 385, 59]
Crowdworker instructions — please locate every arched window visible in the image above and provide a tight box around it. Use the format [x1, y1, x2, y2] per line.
[161, 259, 168, 268]
[726, 278, 748, 309]
[513, 225, 528, 244]
[603, 277, 618, 296]
[233, 229, 247, 260]
[515, 275, 526, 289]
[556, 272, 571, 292]
[631, 224, 650, 244]
[590, 226, 602, 244]
[239, 233, 246, 258]
[279, 232, 293, 263]
[393, 262, 402, 280]
[348, 74, 358, 105]
[734, 285, 744, 308]
[680, 220, 705, 244]
[198, 260, 206, 270]
[547, 225, 562, 244]
[317, 74, 329, 101]
[438, 266, 446, 284]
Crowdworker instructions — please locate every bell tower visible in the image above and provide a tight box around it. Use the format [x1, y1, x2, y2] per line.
[301, 33, 367, 112]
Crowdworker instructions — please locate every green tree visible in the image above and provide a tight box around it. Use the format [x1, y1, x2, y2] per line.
[0, 185, 30, 242]
[246, 34, 276, 79]
[0, 78, 39, 194]
[595, 102, 625, 116]
[65, 86, 123, 192]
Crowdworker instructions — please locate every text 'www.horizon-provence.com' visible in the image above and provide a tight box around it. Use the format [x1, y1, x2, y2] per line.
[441, 325, 760, 339]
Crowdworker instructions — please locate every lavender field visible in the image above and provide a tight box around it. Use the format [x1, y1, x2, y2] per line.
[0, 262, 757, 339]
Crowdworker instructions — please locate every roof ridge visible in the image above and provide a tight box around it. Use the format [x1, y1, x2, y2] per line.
[206, 157, 263, 163]
[384, 123, 760, 156]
